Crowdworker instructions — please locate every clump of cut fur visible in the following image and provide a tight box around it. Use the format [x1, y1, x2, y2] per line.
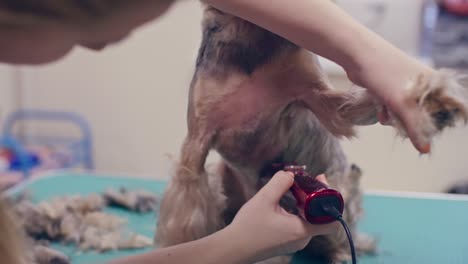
[0, 188, 158, 264]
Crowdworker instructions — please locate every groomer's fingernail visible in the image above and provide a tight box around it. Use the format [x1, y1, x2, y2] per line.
[315, 174, 326, 181]
[285, 171, 295, 178]
[419, 143, 431, 154]
[377, 111, 385, 123]
[378, 110, 391, 125]
[280, 172, 295, 186]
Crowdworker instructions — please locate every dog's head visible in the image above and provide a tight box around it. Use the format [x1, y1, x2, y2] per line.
[385, 69, 468, 151]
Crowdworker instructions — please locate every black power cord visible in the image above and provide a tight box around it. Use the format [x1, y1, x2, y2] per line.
[320, 203, 357, 264]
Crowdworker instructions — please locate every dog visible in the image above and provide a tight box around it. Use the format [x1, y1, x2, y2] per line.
[154, 3, 468, 263]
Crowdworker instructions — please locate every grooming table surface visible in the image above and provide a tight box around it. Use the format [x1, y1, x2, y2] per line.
[10, 171, 468, 264]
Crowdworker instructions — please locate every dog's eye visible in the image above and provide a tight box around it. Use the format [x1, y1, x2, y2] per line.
[432, 110, 453, 128]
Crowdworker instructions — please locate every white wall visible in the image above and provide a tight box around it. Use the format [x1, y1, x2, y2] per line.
[13, 1, 468, 193]
[336, 0, 427, 57]
[18, 1, 203, 178]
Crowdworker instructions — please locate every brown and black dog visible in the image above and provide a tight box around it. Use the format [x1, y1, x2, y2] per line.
[155, 3, 468, 264]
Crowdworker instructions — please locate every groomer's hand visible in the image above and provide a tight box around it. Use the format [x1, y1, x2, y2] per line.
[226, 171, 339, 263]
[346, 40, 436, 154]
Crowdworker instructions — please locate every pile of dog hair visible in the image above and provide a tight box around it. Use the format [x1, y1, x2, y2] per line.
[5, 187, 159, 264]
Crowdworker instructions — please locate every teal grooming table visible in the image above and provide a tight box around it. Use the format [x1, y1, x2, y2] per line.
[8, 171, 468, 264]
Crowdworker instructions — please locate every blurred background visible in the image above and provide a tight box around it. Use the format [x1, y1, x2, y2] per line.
[0, 0, 468, 193]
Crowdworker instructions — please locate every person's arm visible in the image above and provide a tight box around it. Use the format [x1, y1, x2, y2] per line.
[107, 227, 249, 264]
[202, 0, 435, 153]
[205, 0, 366, 75]
[107, 172, 338, 264]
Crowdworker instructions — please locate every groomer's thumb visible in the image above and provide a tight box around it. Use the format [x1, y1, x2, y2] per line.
[258, 171, 294, 204]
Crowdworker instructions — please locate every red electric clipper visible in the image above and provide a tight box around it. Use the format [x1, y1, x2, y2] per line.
[284, 165, 344, 225]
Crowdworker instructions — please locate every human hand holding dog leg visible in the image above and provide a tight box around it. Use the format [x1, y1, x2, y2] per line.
[204, 0, 467, 154]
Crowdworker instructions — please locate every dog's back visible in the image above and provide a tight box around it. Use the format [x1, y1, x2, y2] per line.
[195, 6, 297, 76]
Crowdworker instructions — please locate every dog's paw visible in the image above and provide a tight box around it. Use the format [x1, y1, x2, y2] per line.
[386, 69, 468, 150]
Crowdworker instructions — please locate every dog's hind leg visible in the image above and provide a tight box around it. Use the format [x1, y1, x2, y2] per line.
[155, 131, 226, 247]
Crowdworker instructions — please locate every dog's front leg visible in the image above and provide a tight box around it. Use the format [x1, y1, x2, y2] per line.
[155, 132, 225, 247]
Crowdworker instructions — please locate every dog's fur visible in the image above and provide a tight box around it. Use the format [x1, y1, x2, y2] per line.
[155, 4, 468, 264]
